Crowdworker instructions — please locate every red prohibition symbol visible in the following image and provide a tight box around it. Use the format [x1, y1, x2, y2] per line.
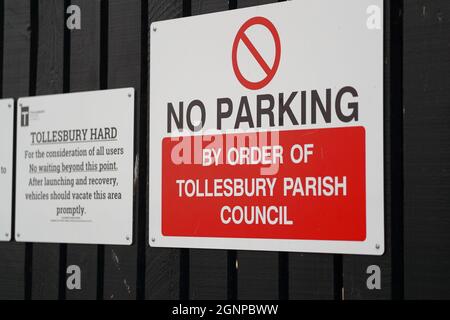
[232, 16, 281, 90]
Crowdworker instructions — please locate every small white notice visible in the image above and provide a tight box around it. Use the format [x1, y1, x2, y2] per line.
[15, 88, 135, 245]
[0, 99, 14, 241]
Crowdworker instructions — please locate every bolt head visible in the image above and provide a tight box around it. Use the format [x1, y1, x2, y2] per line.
[375, 244, 380, 250]
[153, 26, 157, 32]
[151, 237, 155, 242]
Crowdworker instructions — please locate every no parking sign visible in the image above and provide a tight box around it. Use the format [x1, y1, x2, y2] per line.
[149, 0, 384, 255]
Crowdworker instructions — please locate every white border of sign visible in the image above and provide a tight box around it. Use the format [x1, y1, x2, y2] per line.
[149, 0, 384, 255]
[0, 99, 14, 242]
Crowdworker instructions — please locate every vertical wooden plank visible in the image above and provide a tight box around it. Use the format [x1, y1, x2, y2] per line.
[65, 0, 101, 300]
[30, 0, 65, 300]
[0, 0, 30, 300]
[234, 0, 280, 301]
[403, 0, 450, 299]
[102, 0, 142, 300]
[238, 251, 279, 299]
[289, 254, 335, 300]
[188, 0, 230, 301]
[145, 0, 183, 300]
[191, 0, 228, 15]
[69, 0, 101, 92]
[236, 0, 276, 9]
[189, 250, 228, 299]
[343, 0, 401, 300]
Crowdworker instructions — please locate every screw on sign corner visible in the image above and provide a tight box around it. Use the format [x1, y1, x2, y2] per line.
[232, 16, 281, 90]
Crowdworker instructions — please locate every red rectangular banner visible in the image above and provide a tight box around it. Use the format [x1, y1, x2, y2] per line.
[162, 126, 366, 241]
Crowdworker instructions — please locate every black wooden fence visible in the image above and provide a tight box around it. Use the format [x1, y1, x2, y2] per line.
[0, 0, 448, 300]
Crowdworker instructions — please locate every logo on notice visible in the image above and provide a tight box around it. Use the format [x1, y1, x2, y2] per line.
[232, 16, 281, 90]
[21, 106, 29, 127]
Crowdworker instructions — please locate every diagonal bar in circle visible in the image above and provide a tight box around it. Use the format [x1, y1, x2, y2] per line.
[240, 32, 273, 76]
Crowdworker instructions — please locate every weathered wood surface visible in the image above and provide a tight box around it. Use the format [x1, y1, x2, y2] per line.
[403, 0, 450, 299]
[0, 0, 448, 300]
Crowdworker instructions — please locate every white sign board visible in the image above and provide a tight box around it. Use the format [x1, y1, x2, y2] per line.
[15, 88, 134, 245]
[149, 0, 384, 255]
[0, 99, 14, 241]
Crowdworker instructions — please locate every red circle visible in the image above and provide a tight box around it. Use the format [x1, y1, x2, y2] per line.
[232, 16, 281, 90]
